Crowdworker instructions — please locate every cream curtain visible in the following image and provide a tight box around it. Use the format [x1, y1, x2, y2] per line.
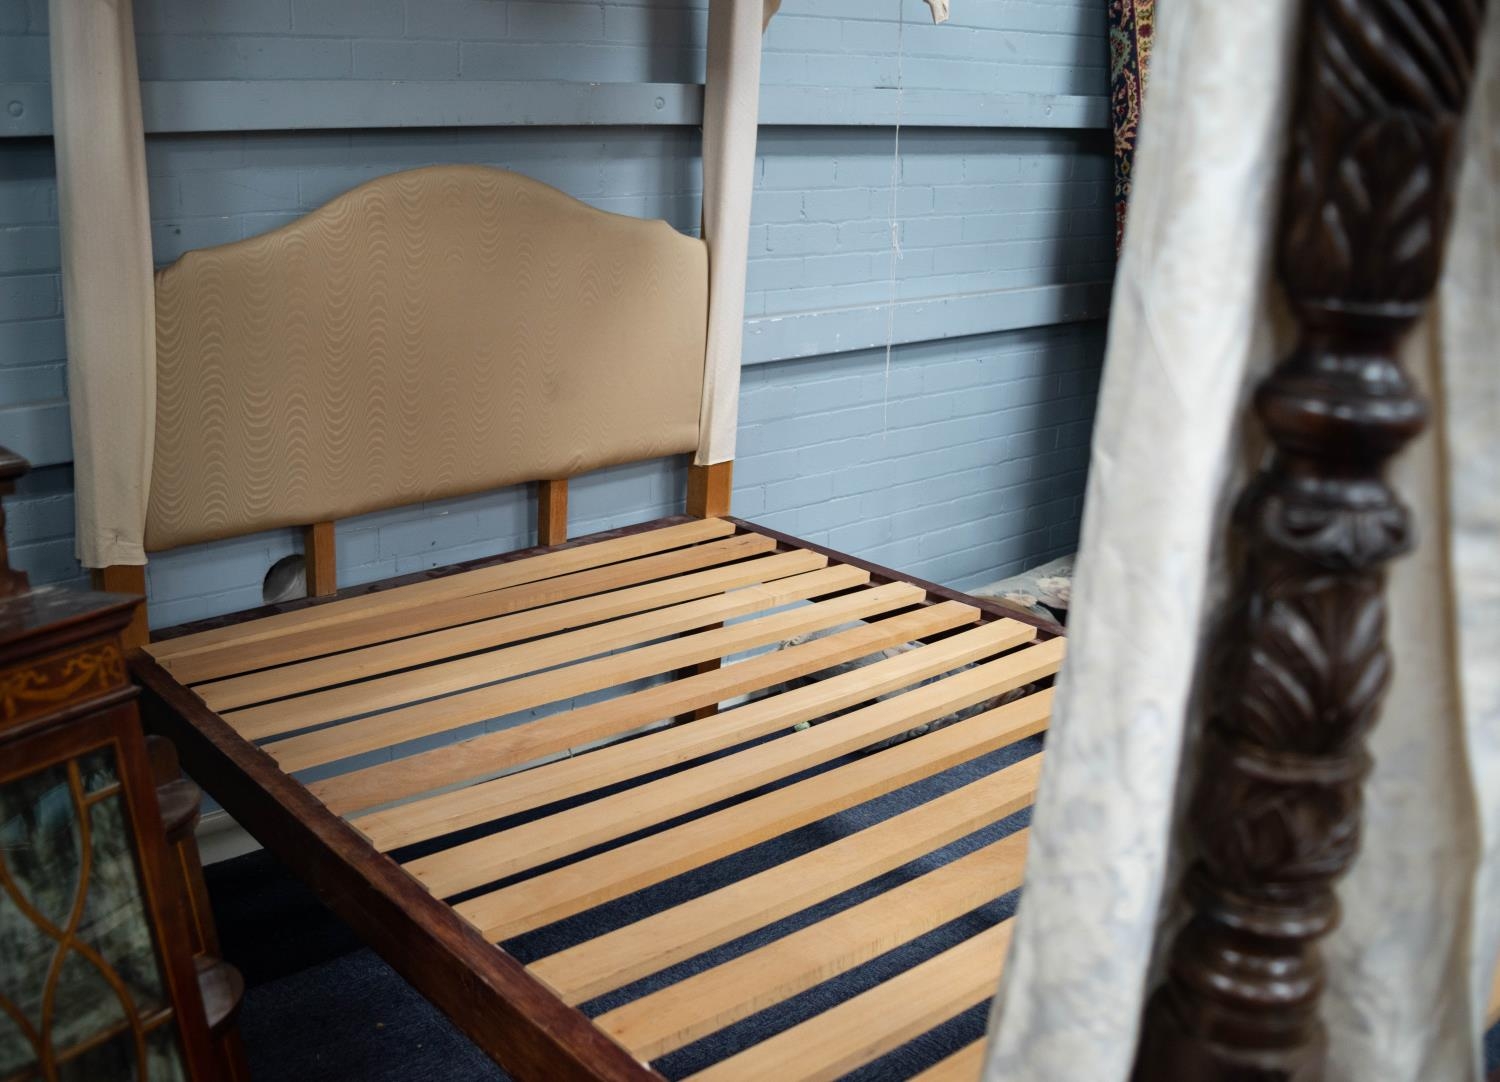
[981, 2, 1500, 1080]
[697, 0, 948, 464]
[48, 0, 155, 568]
[697, 0, 771, 465]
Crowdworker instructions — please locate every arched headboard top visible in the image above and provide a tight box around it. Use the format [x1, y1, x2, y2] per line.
[146, 164, 709, 552]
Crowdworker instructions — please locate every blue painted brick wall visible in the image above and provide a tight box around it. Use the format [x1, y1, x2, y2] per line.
[3, 0, 1108, 90]
[1, 0, 1112, 631]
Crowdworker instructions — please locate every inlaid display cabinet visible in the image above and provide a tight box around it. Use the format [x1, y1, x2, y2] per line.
[1, 447, 245, 1081]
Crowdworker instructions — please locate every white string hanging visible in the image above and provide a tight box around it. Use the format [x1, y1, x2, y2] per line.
[881, 0, 908, 441]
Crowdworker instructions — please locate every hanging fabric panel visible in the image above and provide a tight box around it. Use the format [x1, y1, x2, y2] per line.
[1326, 10, 1500, 1077]
[696, 0, 771, 465]
[981, 1, 1500, 1079]
[47, 0, 156, 568]
[1440, 18, 1500, 1070]
[1107, 0, 1153, 250]
[697, 0, 948, 465]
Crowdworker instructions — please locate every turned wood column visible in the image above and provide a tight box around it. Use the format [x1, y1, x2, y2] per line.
[1131, 2, 1488, 1080]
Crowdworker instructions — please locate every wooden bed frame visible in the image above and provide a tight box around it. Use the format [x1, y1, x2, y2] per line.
[109, 148, 1069, 1082]
[72, 0, 1485, 1079]
[131, 515, 1063, 1081]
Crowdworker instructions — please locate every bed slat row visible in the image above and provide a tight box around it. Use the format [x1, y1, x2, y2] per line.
[151, 518, 1058, 1080]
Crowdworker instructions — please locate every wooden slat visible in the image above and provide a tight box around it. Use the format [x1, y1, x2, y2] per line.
[164, 531, 774, 685]
[264, 582, 930, 772]
[149, 517, 738, 661]
[529, 754, 1039, 1004]
[538, 479, 568, 546]
[303, 522, 337, 597]
[1489, 961, 1500, 1028]
[225, 562, 865, 739]
[456, 687, 1053, 941]
[597, 830, 1028, 1059]
[197, 549, 828, 711]
[908, 1041, 986, 1082]
[314, 597, 979, 816]
[407, 638, 1061, 898]
[357, 619, 1037, 851]
[689, 927, 1011, 1082]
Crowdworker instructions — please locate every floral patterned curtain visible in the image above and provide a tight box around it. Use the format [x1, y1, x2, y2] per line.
[1108, 0, 1154, 250]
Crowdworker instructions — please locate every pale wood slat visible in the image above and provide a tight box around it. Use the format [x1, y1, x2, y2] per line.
[151, 517, 737, 659]
[315, 598, 980, 816]
[357, 618, 1037, 851]
[1490, 961, 1500, 1028]
[597, 830, 1029, 1059]
[197, 549, 827, 711]
[265, 581, 930, 773]
[162, 531, 773, 685]
[908, 1041, 986, 1082]
[407, 638, 1061, 899]
[456, 687, 1053, 941]
[528, 755, 1041, 1005]
[227, 562, 865, 739]
[689, 928, 1010, 1082]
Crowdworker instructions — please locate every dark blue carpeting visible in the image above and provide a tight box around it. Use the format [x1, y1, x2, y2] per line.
[203, 730, 1500, 1080]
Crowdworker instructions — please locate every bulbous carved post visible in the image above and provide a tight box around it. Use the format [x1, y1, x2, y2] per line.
[1132, 2, 1487, 1080]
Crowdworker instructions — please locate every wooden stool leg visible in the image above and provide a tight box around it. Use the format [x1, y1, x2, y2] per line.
[148, 736, 251, 1081]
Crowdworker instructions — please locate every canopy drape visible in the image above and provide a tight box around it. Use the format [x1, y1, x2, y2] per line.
[981, 2, 1500, 1079]
[48, 0, 155, 568]
[697, 0, 948, 464]
[696, 0, 774, 465]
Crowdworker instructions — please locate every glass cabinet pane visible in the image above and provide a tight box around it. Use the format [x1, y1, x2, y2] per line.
[0, 747, 185, 1080]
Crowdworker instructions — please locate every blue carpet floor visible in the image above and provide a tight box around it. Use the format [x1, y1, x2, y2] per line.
[203, 728, 1500, 1080]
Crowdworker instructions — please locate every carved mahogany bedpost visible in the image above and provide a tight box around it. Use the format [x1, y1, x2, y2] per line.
[1132, 1, 1487, 1080]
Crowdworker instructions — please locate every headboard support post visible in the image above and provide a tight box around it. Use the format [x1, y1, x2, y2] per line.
[303, 522, 338, 597]
[687, 462, 733, 519]
[94, 564, 150, 650]
[537, 480, 568, 547]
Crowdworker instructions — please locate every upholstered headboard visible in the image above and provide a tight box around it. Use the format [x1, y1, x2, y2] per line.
[145, 165, 708, 551]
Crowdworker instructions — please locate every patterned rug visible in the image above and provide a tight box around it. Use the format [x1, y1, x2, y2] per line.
[1109, 0, 1154, 250]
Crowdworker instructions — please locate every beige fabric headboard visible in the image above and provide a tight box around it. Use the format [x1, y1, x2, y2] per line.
[146, 165, 708, 552]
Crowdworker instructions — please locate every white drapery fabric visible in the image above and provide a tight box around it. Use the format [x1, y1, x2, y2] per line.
[696, 0, 948, 463]
[697, 0, 772, 465]
[981, 3, 1500, 1080]
[48, 0, 155, 568]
